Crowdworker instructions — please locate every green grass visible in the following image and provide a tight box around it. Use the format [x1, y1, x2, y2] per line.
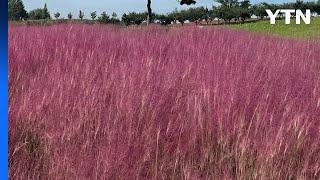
[230, 17, 320, 39]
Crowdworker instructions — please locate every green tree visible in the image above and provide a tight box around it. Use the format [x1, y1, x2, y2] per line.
[209, 6, 219, 23]
[214, 0, 239, 23]
[121, 12, 147, 25]
[8, 0, 28, 21]
[252, 3, 268, 19]
[155, 14, 174, 25]
[110, 12, 120, 24]
[238, 0, 252, 21]
[133, 12, 146, 25]
[294, 0, 307, 12]
[29, 3, 51, 20]
[168, 9, 187, 25]
[98, 12, 109, 24]
[91, 11, 97, 20]
[317, 0, 320, 14]
[67, 12, 73, 20]
[42, 3, 51, 19]
[167, 7, 208, 25]
[122, 13, 130, 25]
[176, 11, 188, 25]
[112, 12, 117, 19]
[183, 7, 208, 22]
[215, 0, 239, 8]
[79, 10, 84, 20]
[28, 8, 44, 20]
[54, 12, 60, 19]
[146, 0, 197, 25]
[304, 2, 317, 14]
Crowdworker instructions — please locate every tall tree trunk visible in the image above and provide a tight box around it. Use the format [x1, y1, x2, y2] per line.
[147, 0, 152, 25]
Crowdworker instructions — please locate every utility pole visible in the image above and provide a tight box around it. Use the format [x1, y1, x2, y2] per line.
[147, 0, 152, 25]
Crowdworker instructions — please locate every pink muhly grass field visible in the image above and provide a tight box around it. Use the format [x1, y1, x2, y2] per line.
[9, 24, 320, 179]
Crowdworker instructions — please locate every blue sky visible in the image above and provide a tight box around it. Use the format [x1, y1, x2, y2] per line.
[23, 0, 299, 18]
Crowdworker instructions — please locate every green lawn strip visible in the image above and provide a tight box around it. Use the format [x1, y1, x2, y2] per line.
[229, 17, 320, 39]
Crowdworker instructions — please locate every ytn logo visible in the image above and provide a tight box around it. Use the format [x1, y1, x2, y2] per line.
[266, 9, 311, 24]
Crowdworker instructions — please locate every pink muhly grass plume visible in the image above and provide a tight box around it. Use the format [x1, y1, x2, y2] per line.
[9, 24, 320, 179]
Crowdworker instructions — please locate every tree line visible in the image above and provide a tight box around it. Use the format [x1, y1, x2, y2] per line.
[8, 0, 320, 25]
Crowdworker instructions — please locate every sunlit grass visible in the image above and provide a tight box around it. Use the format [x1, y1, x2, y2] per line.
[230, 17, 320, 39]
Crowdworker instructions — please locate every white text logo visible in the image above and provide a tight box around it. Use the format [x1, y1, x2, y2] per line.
[266, 9, 311, 24]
